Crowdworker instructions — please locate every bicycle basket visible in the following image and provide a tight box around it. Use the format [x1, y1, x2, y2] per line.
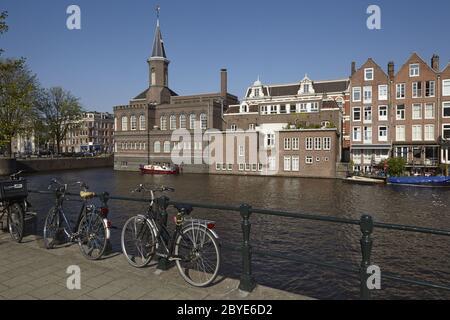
[0, 179, 28, 201]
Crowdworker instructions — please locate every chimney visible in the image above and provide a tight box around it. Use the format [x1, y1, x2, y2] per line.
[351, 62, 356, 77]
[431, 54, 440, 72]
[220, 69, 227, 100]
[388, 61, 395, 79]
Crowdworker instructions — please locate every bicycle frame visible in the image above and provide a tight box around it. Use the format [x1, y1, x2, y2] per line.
[53, 187, 89, 238]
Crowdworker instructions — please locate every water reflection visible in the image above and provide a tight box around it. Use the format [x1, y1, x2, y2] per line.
[22, 168, 450, 300]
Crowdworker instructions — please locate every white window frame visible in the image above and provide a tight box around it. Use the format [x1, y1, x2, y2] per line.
[284, 157, 291, 171]
[353, 127, 361, 142]
[266, 134, 275, 148]
[163, 141, 171, 153]
[425, 81, 435, 97]
[443, 79, 450, 96]
[352, 87, 361, 102]
[363, 106, 372, 123]
[284, 138, 291, 150]
[443, 102, 450, 118]
[424, 125, 434, 141]
[239, 145, 245, 157]
[231, 124, 237, 131]
[412, 125, 422, 141]
[425, 103, 435, 119]
[378, 85, 388, 101]
[179, 114, 187, 129]
[364, 68, 374, 81]
[239, 163, 245, 171]
[314, 137, 322, 150]
[139, 115, 146, 131]
[443, 124, 450, 140]
[160, 116, 167, 130]
[412, 103, 422, 120]
[363, 126, 372, 144]
[363, 86, 372, 104]
[292, 157, 300, 172]
[323, 137, 331, 150]
[189, 114, 196, 129]
[121, 116, 128, 131]
[353, 107, 361, 122]
[305, 137, 313, 150]
[170, 115, 177, 130]
[305, 156, 313, 164]
[200, 113, 207, 129]
[378, 105, 388, 121]
[154, 141, 161, 153]
[378, 126, 388, 142]
[396, 84, 405, 99]
[409, 63, 420, 77]
[292, 138, 299, 150]
[396, 105, 405, 120]
[396, 125, 406, 142]
[130, 116, 137, 131]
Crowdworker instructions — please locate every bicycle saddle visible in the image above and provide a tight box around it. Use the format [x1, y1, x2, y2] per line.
[80, 191, 96, 199]
[174, 204, 193, 216]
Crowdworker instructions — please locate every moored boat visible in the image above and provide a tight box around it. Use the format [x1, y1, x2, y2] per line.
[139, 164, 179, 175]
[344, 176, 386, 185]
[387, 176, 450, 187]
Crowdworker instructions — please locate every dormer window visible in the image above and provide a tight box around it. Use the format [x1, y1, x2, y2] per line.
[298, 75, 315, 95]
[240, 104, 249, 113]
[254, 88, 260, 97]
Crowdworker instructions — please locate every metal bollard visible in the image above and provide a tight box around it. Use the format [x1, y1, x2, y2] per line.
[359, 214, 374, 300]
[156, 196, 171, 271]
[238, 204, 256, 293]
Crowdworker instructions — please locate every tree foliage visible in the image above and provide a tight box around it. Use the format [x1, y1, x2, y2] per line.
[386, 157, 407, 177]
[1, 11, 9, 55]
[35, 87, 84, 154]
[0, 58, 39, 156]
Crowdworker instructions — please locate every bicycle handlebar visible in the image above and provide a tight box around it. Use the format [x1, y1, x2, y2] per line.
[48, 179, 89, 192]
[10, 170, 25, 180]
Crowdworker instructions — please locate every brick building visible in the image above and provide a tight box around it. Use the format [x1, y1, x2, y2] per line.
[62, 111, 114, 154]
[350, 53, 450, 175]
[113, 16, 238, 172]
[210, 76, 348, 178]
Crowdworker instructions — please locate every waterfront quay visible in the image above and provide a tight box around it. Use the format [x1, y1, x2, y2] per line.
[0, 232, 308, 300]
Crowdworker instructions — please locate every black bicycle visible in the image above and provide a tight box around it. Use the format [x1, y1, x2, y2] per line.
[121, 185, 221, 287]
[43, 179, 111, 260]
[0, 171, 30, 242]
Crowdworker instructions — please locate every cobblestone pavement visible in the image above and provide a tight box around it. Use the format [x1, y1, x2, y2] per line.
[0, 232, 312, 300]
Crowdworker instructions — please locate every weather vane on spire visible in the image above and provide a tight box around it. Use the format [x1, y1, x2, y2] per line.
[156, 5, 160, 25]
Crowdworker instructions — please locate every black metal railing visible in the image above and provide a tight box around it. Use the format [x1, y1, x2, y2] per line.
[29, 189, 450, 300]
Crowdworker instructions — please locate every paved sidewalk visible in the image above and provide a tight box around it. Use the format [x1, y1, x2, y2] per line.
[0, 232, 312, 300]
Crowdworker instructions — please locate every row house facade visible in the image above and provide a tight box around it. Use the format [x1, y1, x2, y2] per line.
[210, 76, 348, 178]
[62, 112, 114, 154]
[113, 18, 238, 172]
[350, 53, 450, 174]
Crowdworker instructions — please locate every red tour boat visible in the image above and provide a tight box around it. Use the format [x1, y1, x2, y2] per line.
[139, 164, 179, 175]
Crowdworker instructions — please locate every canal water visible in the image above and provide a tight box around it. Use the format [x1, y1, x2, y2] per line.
[20, 168, 450, 300]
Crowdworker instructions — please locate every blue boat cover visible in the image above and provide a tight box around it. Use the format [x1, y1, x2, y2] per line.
[387, 176, 450, 185]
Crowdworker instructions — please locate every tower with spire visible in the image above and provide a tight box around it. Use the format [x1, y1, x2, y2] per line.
[146, 6, 172, 104]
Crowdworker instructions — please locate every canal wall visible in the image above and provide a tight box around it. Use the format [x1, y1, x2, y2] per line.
[10, 156, 114, 173]
[0, 158, 17, 176]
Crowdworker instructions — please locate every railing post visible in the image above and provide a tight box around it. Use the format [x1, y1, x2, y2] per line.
[157, 195, 170, 271]
[359, 214, 374, 300]
[239, 204, 256, 293]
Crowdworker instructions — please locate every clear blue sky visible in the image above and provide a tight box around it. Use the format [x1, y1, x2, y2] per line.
[2, 0, 450, 112]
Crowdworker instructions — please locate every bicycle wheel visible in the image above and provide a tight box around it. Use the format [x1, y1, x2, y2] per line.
[175, 225, 221, 287]
[43, 207, 61, 249]
[77, 210, 108, 260]
[121, 216, 156, 268]
[7, 203, 24, 243]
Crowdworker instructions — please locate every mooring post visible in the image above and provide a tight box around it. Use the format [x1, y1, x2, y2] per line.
[239, 203, 256, 293]
[156, 195, 170, 271]
[359, 214, 374, 300]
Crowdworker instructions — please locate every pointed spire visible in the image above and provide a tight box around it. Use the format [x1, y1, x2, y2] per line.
[151, 5, 167, 59]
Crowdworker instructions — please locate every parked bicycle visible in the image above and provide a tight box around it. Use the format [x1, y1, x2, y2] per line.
[43, 179, 112, 260]
[121, 184, 221, 287]
[0, 170, 31, 243]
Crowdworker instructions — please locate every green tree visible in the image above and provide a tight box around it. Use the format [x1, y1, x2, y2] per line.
[35, 87, 84, 155]
[1, 11, 9, 55]
[386, 157, 406, 177]
[0, 58, 39, 157]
